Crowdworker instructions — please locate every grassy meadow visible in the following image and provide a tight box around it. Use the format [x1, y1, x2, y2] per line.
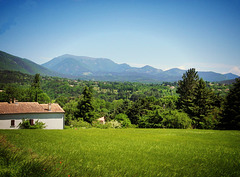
[0, 128, 240, 176]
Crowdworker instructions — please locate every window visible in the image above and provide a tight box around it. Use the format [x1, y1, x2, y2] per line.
[11, 120, 15, 127]
[30, 119, 34, 126]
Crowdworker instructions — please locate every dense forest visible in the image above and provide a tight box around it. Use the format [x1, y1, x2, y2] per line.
[0, 69, 239, 129]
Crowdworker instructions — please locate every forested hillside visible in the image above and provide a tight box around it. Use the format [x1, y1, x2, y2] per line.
[0, 51, 62, 77]
[0, 69, 238, 129]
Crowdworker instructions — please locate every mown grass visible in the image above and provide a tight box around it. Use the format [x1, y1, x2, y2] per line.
[0, 128, 240, 176]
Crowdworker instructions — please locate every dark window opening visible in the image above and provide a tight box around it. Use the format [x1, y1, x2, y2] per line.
[11, 120, 15, 127]
[30, 119, 34, 126]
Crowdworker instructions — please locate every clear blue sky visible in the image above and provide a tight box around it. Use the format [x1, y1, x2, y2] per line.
[1, 0, 240, 75]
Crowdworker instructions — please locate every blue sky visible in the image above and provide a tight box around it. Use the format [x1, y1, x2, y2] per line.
[1, 0, 240, 75]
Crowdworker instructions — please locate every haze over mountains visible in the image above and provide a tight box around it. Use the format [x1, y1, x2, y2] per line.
[0, 50, 238, 82]
[42, 54, 238, 82]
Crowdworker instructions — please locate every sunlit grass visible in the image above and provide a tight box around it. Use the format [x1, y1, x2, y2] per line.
[0, 129, 240, 176]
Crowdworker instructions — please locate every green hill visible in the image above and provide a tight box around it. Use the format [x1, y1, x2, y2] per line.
[0, 51, 60, 76]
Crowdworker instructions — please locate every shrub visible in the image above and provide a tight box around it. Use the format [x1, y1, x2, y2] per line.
[138, 110, 192, 129]
[92, 120, 122, 129]
[70, 120, 92, 128]
[115, 113, 132, 128]
[92, 121, 111, 129]
[138, 115, 163, 128]
[18, 119, 46, 129]
[162, 110, 192, 129]
[199, 114, 221, 129]
[138, 110, 164, 128]
[107, 120, 122, 129]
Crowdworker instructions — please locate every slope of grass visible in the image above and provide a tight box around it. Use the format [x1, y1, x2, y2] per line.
[0, 129, 239, 176]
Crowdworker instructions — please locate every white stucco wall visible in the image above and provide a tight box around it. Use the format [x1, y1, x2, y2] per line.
[0, 113, 64, 129]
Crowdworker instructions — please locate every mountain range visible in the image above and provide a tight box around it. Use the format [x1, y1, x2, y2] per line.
[0, 50, 239, 82]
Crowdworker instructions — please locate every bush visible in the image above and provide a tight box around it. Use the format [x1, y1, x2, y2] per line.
[70, 120, 92, 128]
[138, 110, 164, 128]
[138, 115, 163, 128]
[107, 120, 122, 128]
[138, 110, 192, 129]
[198, 114, 220, 129]
[92, 120, 122, 129]
[162, 110, 192, 129]
[18, 119, 46, 129]
[115, 113, 132, 128]
[70, 119, 122, 129]
[92, 121, 111, 129]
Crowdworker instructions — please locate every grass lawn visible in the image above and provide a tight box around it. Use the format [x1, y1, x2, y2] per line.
[0, 128, 240, 176]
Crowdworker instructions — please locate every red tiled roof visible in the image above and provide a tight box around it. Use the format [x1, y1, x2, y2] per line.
[0, 102, 65, 115]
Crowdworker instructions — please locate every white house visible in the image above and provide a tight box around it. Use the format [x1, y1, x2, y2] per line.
[0, 102, 65, 129]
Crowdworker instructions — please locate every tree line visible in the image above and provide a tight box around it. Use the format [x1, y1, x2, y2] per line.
[0, 69, 239, 129]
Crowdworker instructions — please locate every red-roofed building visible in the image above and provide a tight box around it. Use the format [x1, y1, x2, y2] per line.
[0, 102, 65, 129]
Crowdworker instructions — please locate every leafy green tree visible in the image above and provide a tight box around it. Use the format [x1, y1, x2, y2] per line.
[4, 84, 19, 102]
[221, 78, 240, 129]
[177, 68, 199, 115]
[37, 92, 50, 104]
[64, 99, 78, 125]
[138, 110, 164, 128]
[127, 98, 149, 125]
[115, 113, 131, 128]
[55, 96, 70, 108]
[159, 95, 178, 110]
[75, 86, 95, 123]
[162, 110, 192, 129]
[93, 98, 109, 117]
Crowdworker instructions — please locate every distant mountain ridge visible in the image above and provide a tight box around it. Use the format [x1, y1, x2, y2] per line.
[0, 51, 238, 82]
[42, 54, 238, 82]
[42, 54, 134, 75]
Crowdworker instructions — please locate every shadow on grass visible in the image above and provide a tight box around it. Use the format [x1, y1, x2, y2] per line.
[0, 135, 71, 177]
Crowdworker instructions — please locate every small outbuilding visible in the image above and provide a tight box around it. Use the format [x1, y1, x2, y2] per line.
[97, 117, 106, 124]
[0, 102, 65, 129]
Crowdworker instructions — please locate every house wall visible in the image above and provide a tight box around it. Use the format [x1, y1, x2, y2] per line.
[0, 113, 64, 129]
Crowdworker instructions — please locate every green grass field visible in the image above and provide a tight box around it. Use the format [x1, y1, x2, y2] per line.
[0, 128, 240, 176]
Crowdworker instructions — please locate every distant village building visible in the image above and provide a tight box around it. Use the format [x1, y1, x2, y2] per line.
[0, 102, 65, 129]
[97, 117, 105, 124]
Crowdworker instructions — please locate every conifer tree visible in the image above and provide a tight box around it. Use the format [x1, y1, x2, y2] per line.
[177, 69, 216, 128]
[192, 78, 214, 128]
[222, 78, 240, 129]
[75, 86, 95, 123]
[176, 68, 199, 115]
[31, 74, 41, 102]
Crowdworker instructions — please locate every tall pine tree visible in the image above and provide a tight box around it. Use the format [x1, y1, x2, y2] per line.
[176, 68, 199, 115]
[31, 74, 41, 102]
[192, 78, 214, 128]
[75, 86, 95, 123]
[177, 69, 215, 128]
[222, 78, 240, 129]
